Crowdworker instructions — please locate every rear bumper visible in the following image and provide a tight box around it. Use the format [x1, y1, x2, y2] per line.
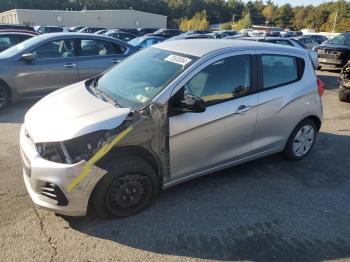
[318, 57, 346, 68]
[20, 125, 107, 216]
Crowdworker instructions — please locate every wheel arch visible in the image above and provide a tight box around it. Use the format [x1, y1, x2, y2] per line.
[0, 79, 11, 98]
[87, 145, 164, 209]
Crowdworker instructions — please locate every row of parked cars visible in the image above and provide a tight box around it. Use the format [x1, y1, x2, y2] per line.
[1, 24, 349, 109]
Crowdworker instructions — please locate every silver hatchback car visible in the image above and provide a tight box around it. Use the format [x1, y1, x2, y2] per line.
[20, 40, 324, 218]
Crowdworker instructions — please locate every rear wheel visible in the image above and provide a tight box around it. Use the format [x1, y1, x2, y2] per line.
[339, 87, 350, 102]
[284, 119, 318, 161]
[0, 82, 10, 110]
[92, 156, 158, 218]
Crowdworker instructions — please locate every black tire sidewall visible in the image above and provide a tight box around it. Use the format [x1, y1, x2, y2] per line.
[92, 156, 158, 218]
[0, 83, 10, 110]
[284, 119, 318, 161]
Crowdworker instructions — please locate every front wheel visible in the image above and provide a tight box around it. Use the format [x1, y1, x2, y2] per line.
[284, 119, 318, 161]
[0, 82, 10, 110]
[92, 156, 158, 218]
[339, 87, 350, 102]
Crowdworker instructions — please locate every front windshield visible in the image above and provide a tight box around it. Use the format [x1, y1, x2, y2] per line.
[95, 47, 197, 108]
[328, 33, 350, 45]
[128, 37, 144, 47]
[0, 35, 42, 59]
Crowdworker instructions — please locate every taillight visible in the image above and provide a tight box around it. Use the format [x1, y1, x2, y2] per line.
[317, 78, 325, 97]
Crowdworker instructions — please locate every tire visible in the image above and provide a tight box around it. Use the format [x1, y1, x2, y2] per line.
[92, 156, 158, 218]
[0, 82, 10, 110]
[339, 87, 350, 102]
[284, 119, 318, 161]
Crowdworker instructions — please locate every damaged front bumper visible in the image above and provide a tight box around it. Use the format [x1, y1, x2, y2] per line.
[20, 125, 107, 216]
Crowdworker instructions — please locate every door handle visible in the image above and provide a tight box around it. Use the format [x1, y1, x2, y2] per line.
[64, 63, 76, 68]
[111, 59, 121, 64]
[235, 105, 252, 115]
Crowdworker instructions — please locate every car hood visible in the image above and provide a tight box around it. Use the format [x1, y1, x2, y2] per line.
[315, 43, 350, 51]
[24, 81, 131, 143]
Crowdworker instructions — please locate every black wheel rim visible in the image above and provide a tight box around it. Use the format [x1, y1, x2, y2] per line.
[0, 86, 8, 108]
[105, 174, 152, 216]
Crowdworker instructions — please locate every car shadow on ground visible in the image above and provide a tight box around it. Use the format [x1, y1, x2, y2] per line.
[317, 71, 340, 90]
[64, 132, 350, 261]
[0, 99, 37, 124]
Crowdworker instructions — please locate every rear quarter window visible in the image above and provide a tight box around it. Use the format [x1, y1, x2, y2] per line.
[261, 55, 305, 89]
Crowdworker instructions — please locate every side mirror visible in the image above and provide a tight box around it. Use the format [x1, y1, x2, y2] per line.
[177, 95, 206, 113]
[22, 53, 36, 62]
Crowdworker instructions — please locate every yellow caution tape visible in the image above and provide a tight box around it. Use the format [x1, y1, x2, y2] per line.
[67, 126, 133, 192]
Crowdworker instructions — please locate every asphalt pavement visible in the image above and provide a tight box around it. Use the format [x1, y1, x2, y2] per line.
[0, 70, 350, 262]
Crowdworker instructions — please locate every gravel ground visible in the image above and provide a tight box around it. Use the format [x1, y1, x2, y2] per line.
[0, 70, 349, 262]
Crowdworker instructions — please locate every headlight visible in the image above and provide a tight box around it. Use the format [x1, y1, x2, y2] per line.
[36, 130, 114, 164]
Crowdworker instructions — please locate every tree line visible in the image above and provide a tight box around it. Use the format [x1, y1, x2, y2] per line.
[1, 0, 350, 32]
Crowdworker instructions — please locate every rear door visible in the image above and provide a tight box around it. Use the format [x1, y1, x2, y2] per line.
[252, 52, 307, 155]
[77, 38, 130, 80]
[14, 38, 78, 97]
[169, 51, 259, 181]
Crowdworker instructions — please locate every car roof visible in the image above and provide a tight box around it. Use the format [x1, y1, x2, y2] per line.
[155, 39, 304, 57]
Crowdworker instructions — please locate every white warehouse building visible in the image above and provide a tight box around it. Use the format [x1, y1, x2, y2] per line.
[0, 9, 167, 29]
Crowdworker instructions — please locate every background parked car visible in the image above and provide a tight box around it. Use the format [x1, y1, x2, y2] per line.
[68, 26, 85, 32]
[114, 28, 140, 36]
[294, 36, 318, 49]
[104, 30, 137, 42]
[181, 30, 212, 36]
[0, 23, 34, 31]
[0, 30, 39, 52]
[168, 34, 214, 41]
[304, 34, 328, 44]
[137, 28, 158, 36]
[211, 30, 238, 38]
[94, 29, 108, 35]
[128, 36, 165, 49]
[281, 31, 303, 38]
[34, 25, 67, 34]
[234, 37, 319, 69]
[314, 32, 350, 69]
[78, 27, 106, 33]
[147, 29, 182, 39]
[0, 33, 137, 109]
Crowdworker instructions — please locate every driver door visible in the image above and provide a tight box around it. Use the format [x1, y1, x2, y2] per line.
[168, 52, 259, 181]
[14, 38, 78, 97]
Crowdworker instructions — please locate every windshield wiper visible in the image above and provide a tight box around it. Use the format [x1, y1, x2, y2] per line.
[89, 78, 118, 107]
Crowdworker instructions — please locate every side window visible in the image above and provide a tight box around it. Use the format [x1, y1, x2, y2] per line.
[184, 55, 251, 106]
[0, 36, 11, 48]
[261, 55, 303, 89]
[33, 39, 75, 59]
[80, 39, 126, 56]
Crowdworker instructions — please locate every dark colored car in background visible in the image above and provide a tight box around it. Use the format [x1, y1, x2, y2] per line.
[137, 28, 158, 36]
[34, 25, 66, 34]
[304, 34, 328, 44]
[147, 29, 182, 39]
[0, 33, 137, 109]
[128, 36, 165, 49]
[104, 30, 137, 42]
[0, 23, 35, 31]
[314, 32, 350, 69]
[0, 30, 39, 52]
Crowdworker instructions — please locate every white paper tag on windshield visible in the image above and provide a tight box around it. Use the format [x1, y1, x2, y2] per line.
[165, 55, 191, 66]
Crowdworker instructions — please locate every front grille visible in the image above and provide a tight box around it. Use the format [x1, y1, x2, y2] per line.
[40, 183, 68, 206]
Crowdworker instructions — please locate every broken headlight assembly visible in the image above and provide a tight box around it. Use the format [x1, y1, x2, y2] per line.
[36, 130, 117, 164]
